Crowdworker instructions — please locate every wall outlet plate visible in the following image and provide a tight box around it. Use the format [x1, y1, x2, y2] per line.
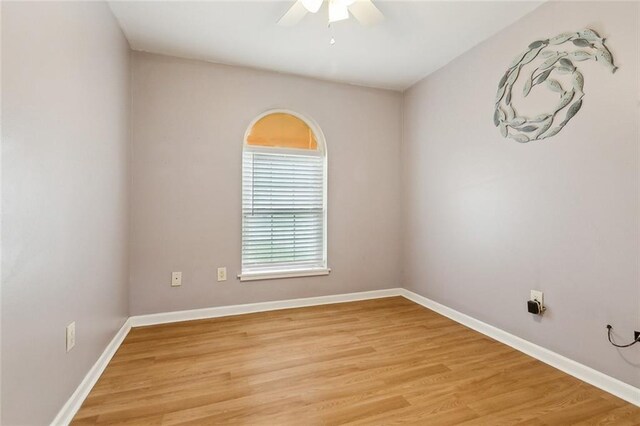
[530, 290, 544, 305]
[217, 267, 227, 282]
[66, 322, 76, 352]
[171, 271, 182, 287]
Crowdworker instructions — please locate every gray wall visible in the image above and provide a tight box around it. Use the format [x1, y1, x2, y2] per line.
[130, 52, 403, 315]
[402, 1, 639, 387]
[1, 2, 131, 424]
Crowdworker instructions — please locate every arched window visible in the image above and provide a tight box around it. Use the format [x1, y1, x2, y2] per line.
[240, 110, 328, 281]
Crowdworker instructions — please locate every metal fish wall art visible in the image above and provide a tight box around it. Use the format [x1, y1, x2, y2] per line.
[493, 29, 617, 143]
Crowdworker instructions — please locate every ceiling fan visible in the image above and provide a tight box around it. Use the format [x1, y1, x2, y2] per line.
[278, 0, 384, 27]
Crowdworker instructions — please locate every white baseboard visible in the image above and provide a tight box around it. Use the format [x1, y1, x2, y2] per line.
[400, 288, 640, 407]
[130, 288, 403, 327]
[51, 319, 132, 426]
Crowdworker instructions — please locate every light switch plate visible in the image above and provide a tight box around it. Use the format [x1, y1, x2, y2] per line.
[172, 272, 182, 287]
[217, 267, 227, 282]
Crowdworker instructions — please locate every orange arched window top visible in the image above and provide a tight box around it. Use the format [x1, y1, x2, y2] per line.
[246, 112, 318, 150]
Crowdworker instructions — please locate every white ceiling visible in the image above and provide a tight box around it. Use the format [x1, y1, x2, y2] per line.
[109, 1, 542, 91]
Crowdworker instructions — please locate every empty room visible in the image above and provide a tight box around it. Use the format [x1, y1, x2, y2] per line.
[1, 0, 639, 424]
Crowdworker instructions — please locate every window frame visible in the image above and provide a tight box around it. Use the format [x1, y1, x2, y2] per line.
[238, 109, 329, 282]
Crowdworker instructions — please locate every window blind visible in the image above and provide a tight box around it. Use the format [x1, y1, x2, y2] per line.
[242, 150, 325, 273]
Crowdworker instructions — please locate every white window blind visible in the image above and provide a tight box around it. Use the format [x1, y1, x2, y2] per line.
[242, 150, 326, 274]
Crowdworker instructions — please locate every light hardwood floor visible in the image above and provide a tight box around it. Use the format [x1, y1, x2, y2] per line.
[72, 297, 640, 425]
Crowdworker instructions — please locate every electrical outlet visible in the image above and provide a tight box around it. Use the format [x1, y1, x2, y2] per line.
[530, 290, 544, 305]
[171, 271, 182, 287]
[66, 322, 76, 352]
[635, 331, 640, 341]
[217, 267, 227, 282]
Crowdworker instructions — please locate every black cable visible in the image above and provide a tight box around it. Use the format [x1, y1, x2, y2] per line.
[606, 325, 640, 348]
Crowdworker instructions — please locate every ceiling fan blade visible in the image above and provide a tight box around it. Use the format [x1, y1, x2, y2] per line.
[301, 0, 323, 13]
[277, 1, 309, 26]
[349, 0, 384, 26]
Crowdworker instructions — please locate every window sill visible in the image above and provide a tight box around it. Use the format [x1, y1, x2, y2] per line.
[238, 268, 331, 282]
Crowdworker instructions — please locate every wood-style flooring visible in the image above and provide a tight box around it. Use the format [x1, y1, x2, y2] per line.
[72, 297, 640, 425]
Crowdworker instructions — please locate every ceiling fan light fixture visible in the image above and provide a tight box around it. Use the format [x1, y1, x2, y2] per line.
[300, 0, 323, 13]
[277, 0, 383, 27]
[328, 0, 349, 23]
